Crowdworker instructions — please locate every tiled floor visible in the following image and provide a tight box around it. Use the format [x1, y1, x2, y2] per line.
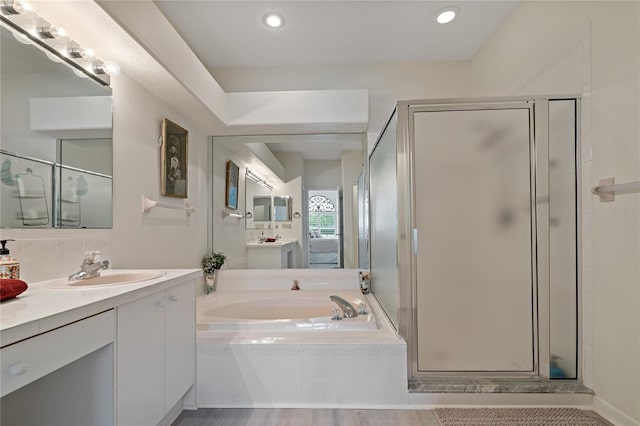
[172, 408, 612, 426]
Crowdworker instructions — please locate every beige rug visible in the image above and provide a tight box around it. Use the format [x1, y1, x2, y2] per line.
[434, 408, 604, 426]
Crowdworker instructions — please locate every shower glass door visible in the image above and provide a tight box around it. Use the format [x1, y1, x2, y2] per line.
[412, 104, 535, 373]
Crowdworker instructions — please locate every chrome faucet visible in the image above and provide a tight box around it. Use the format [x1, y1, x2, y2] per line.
[69, 250, 109, 280]
[329, 295, 359, 319]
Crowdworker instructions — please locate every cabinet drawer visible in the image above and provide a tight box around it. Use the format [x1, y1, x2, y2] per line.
[1, 310, 115, 397]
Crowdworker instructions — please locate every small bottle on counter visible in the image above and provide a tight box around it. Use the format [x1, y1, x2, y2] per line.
[0, 239, 20, 279]
[359, 271, 370, 294]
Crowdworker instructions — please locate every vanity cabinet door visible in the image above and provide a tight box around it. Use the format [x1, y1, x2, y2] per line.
[117, 291, 165, 426]
[116, 279, 196, 426]
[164, 280, 196, 411]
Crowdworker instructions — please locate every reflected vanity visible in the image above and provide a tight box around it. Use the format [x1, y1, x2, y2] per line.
[244, 170, 297, 268]
[0, 24, 113, 229]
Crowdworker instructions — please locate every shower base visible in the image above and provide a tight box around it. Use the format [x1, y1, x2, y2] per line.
[408, 378, 592, 394]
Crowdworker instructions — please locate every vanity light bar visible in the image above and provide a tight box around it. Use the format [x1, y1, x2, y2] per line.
[0, 0, 24, 15]
[246, 169, 274, 190]
[37, 25, 61, 39]
[0, 5, 116, 86]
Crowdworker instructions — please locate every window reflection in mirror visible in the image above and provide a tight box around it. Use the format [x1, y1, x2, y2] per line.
[0, 24, 113, 229]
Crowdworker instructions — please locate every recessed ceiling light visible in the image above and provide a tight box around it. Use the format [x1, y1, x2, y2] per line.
[435, 7, 459, 24]
[263, 12, 284, 28]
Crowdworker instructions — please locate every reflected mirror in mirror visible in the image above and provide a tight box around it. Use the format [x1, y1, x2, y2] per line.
[245, 169, 273, 229]
[274, 196, 292, 221]
[253, 196, 272, 222]
[0, 24, 113, 228]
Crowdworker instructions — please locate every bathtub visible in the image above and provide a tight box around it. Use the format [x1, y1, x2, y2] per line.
[197, 289, 377, 331]
[195, 270, 407, 408]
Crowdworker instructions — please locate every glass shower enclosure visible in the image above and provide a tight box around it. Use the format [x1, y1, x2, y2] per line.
[369, 98, 579, 380]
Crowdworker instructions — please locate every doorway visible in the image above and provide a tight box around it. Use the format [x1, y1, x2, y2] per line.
[306, 188, 343, 269]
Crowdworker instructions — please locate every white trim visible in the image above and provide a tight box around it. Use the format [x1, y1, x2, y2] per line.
[593, 396, 640, 426]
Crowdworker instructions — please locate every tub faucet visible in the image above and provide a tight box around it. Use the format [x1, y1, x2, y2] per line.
[69, 250, 109, 280]
[329, 295, 358, 318]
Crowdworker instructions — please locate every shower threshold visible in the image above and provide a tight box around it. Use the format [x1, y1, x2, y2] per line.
[408, 377, 592, 394]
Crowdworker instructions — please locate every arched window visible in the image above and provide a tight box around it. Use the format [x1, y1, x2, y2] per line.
[308, 194, 337, 237]
[308, 195, 335, 212]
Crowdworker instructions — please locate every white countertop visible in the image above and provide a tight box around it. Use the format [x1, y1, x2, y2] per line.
[0, 269, 201, 347]
[246, 240, 297, 248]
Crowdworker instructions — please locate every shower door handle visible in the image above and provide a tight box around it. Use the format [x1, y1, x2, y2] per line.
[412, 228, 418, 255]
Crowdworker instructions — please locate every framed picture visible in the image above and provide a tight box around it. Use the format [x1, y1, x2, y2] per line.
[161, 118, 188, 198]
[225, 160, 239, 210]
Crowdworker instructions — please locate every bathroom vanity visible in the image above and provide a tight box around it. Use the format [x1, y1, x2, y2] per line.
[246, 240, 297, 269]
[0, 269, 200, 426]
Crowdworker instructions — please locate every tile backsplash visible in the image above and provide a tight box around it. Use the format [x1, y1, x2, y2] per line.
[0, 229, 113, 283]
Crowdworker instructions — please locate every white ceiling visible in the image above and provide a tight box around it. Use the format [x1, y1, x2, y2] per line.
[154, 0, 518, 159]
[264, 133, 364, 160]
[155, 1, 517, 69]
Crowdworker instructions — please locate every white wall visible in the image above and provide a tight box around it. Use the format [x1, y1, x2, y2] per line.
[304, 160, 342, 189]
[109, 73, 209, 269]
[274, 151, 304, 183]
[470, 2, 640, 424]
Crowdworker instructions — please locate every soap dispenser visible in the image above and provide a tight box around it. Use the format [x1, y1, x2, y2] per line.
[0, 239, 20, 279]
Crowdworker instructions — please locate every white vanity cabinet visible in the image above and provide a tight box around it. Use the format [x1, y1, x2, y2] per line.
[247, 240, 297, 269]
[116, 279, 196, 426]
[1, 311, 115, 425]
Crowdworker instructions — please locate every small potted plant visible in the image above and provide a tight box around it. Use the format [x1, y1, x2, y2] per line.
[202, 251, 226, 293]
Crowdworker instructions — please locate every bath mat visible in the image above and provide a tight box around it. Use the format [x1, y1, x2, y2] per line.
[434, 408, 604, 426]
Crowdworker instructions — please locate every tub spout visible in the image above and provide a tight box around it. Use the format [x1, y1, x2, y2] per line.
[329, 295, 358, 318]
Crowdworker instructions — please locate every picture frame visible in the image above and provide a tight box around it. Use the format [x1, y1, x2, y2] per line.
[225, 160, 240, 210]
[160, 118, 188, 198]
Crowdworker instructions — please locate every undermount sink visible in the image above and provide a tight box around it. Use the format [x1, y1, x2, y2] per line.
[46, 270, 166, 289]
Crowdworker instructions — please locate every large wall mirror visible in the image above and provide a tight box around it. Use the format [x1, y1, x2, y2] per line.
[214, 133, 365, 269]
[0, 24, 113, 228]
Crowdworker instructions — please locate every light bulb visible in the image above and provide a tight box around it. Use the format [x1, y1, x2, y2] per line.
[38, 25, 63, 39]
[1, 0, 24, 15]
[435, 7, 458, 24]
[263, 12, 284, 28]
[93, 60, 120, 76]
[68, 46, 93, 59]
[103, 60, 120, 76]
